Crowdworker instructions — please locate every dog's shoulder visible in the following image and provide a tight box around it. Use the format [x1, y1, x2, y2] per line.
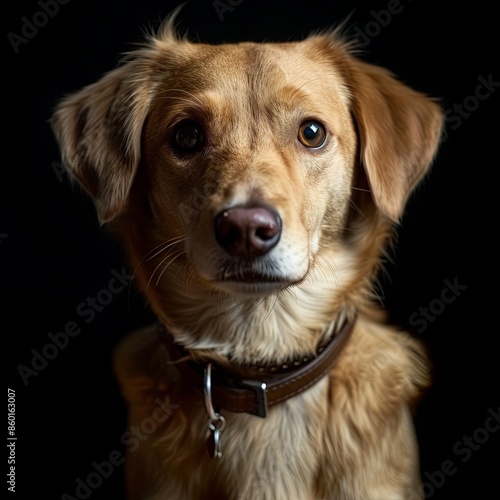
[332, 314, 431, 411]
[113, 325, 175, 410]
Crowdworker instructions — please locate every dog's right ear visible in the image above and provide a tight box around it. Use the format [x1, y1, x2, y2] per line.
[51, 58, 154, 224]
[50, 9, 189, 224]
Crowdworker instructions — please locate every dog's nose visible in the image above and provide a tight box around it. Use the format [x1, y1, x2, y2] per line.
[214, 206, 281, 258]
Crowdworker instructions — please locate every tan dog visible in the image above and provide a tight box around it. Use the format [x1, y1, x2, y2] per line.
[52, 13, 443, 500]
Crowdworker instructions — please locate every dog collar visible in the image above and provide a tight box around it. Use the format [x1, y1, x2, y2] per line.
[157, 316, 355, 419]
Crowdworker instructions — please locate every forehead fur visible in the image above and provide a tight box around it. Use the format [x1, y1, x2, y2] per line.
[135, 15, 353, 109]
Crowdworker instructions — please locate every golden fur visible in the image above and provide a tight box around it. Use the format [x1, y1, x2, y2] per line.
[52, 14, 443, 500]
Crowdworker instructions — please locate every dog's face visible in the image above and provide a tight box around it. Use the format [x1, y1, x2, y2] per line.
[52, 23, 443, 304]
[140, 40, 358, 296]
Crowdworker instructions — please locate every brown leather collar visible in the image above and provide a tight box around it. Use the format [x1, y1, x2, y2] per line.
[157, 317, 355, 418]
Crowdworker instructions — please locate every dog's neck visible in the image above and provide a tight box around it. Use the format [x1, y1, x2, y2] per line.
[156, 315, 356, 419]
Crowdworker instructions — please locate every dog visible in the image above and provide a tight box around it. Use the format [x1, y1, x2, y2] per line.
[51, 12, 443, 500]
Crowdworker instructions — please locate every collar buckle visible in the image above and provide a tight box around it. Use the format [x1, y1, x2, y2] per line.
[240, 379, 268, 418]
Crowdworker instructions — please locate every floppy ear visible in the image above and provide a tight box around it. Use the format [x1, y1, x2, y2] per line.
[347, 57, 444, 221]
[51, 58, 153, 224]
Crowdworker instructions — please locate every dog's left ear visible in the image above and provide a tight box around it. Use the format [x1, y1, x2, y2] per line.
[314, 35, 444, 221]
[347, 56, 444, 221]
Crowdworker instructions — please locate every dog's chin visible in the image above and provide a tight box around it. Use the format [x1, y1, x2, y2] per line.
[215, 281, 283, 297]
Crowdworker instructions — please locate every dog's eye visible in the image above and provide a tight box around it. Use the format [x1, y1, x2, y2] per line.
[298, 120, 327, 148]
[173, 120, 204, 152]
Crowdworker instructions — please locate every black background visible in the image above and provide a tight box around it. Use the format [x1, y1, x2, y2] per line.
[3, 0, 498, 498]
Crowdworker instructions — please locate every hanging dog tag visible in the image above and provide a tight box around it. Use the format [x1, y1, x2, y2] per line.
[208, 424, 222, 458]
[204, 363, 226, 459]
[207, 415, 225, 459]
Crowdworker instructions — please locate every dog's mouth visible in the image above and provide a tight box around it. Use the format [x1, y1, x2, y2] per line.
[215, 269, 295, 295]
[221, 271, 282, 283]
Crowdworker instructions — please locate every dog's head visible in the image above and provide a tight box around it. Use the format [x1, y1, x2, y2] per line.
[52, 19, 443, 306]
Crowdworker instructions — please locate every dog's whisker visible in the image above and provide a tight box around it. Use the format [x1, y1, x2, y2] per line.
[131, 237, 186, 284]
[143, 236, 185, 257]
[154, 249, 187, 286]
[348, 199, 367, 219]
[351, 186, 372, 193]
[146, 236, 187, 261]
[136, 239, 186, 294]
[146, 249, 182, 291]
[123, 239, 184, 307]
[168, 251, 192, 286]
